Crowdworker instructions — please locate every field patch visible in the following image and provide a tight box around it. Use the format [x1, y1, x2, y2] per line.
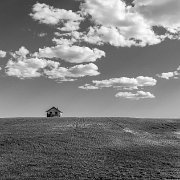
[0, 117, 180, 179]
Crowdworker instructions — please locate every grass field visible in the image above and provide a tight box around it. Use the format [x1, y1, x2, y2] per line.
[0, 117, 180, 179]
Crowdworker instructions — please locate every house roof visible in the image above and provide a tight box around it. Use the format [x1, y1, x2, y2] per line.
[46, 107, 63, 113]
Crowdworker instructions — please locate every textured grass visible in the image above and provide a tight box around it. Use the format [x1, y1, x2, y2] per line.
[0, 117, 180, 179]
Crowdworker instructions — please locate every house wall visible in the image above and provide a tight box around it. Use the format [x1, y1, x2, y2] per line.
[47, 109, 61, 117]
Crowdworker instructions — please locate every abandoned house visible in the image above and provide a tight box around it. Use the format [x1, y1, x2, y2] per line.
[46, 107, 63, 117]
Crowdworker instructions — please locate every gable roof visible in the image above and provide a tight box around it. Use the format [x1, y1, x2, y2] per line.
[46, 107, 63, 113]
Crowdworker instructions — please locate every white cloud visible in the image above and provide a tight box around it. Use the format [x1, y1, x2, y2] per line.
[6, 57, 59, 79]
[59, 21, 81, 32]
[79, 83, 99, 90]
[79, 0, 180, 46]
[30, 1, 180, 49]
[115, 91, 155, 100]
[7, 58, 47, 79]
[134, 0, 180, 33]
[15, 46, 30, 58]
[6, 47, 100, 81]
[0, 50, 7, 58]
[157, 72, 177, 80]
[81, 0, 180, 43]
[79, 76, 156, 100]
[157, 65, 180, 79]
[177, 66, 180, 71]
[80, 0, 162, 47]
[6, 58, 99, 81]
[36, 45, 105, 63]
[30, 2, 83, 35]
[52, 38, 77, 46]
[30, 3, 83, 25]
[38, 32, 47, 37]
[53, 31, 84, 45]
[44, 63, 100, 81]
[80, 0, 127, 26]
[83, 26, 135, 47]
[79, 76, 157, 90]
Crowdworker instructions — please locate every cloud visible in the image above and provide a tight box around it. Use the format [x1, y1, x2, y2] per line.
[6, 47, 100, 81]
[6, 58, 99, 80]
[6, 57, 59, 79]
[6, 58, 48, 79]
[5, 47, 48, 79]
[44, 63, 100, 81]
[30, 1, 180, 49]
[79, 83, 99, 90]
[79, 76, 157, 90]
[0, 50, 7, 58]
[157, 65, 180, 80]
[80, 0, 162, 47]
[52, 38, 76, 46]
[79, 76, 156, 99]
[29, 1, 163, 48]
[59, 21, 81, 32]
[134, 0, 180, 33]
[80, 0, 180, 46]
[36, 45, 105, 63]
[157, 72, 178, 80]
[38, 32, 47, 37]
[80, 0, 126, 26]
[115, 91, 155, 100]
[15, 46, 29, 58]
[30, 3, 83, 25]
[83, 26, 136, 47]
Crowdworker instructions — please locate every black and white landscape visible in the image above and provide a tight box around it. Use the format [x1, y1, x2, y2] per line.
[0, 0, 180, 179]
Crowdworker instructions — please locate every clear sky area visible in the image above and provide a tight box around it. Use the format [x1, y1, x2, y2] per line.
[0, 0, 180, 118]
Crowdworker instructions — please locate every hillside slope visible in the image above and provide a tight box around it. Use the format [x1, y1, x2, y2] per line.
[0, 117, 180, 179]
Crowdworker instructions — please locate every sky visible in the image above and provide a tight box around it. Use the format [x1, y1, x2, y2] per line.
[0, 0, 180, 118]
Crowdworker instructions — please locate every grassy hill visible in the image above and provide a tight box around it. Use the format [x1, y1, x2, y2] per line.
[0, 117, 180, 179]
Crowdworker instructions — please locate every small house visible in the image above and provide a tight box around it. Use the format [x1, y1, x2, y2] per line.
[46, 107, 63, 117]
